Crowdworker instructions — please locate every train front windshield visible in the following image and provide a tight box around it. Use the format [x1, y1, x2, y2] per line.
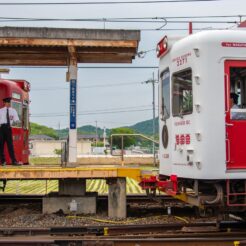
[11, 101, 22, 128]
[230, 67, 246, 120]
[172, 69, 193, 117]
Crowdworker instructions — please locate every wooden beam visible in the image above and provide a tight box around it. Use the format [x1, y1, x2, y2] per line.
[0, 47, 67, 54]
[0, 38, 138, 48]
[0, 54, 67, 60]
[0, 59, 67, 66]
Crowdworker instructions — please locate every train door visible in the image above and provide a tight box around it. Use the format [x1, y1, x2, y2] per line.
[225, 60, 246, 169]
[22, 101, 29, 164]
[8, 99, 23, 164]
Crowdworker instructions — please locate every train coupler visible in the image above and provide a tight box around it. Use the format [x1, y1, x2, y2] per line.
[139, 175, 178, 196]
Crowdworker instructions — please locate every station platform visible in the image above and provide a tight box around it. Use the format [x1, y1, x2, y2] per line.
[0, 165, 142, 182]
[0, 165, 143, 218]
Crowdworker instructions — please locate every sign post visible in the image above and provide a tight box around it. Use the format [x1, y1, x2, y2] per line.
[70, 79, 77, 130]
[68, 58, 78, 165]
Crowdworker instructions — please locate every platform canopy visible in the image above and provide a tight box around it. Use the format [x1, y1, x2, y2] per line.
[0, 26, 140, 66]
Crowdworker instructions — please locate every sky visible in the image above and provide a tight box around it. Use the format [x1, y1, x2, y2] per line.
[0, 0, 245, 129]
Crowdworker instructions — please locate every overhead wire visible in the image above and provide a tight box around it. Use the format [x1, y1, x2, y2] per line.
[2, 66, 159, 69]
[31, 81, 145, 91]
[30, 108, 158, 118]
[0, 0, 224, 6]
[33, 104, 154, 115]
[31, 105, 158, 117]
[0, 17, 237, 24]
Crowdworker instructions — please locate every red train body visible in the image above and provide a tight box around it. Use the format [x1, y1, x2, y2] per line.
[0, 79, 30, 165]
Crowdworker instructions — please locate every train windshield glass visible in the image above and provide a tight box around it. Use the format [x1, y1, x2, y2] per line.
[172, 69, 193, 117]
[161, 69, 170, 120]
[230, 67, 246, 120]
[11, 101, 22, 128]
[23, 104, 28, 129]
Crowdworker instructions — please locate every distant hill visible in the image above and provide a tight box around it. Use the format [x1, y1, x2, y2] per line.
[30, 122, 58, 139]
[128, 117, 159, 136]
[56, 125, 110, 139]
[30, 118, 159, 139]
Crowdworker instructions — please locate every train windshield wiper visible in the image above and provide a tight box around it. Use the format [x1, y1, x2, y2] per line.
[179, 109, 184, 119]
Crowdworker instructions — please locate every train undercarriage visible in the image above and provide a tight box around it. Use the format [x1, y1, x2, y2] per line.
[139, 175, 246, 218]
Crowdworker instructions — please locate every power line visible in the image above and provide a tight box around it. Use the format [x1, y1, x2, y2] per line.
[31, 104, 154, 116]
[0, 14, 243, 21]
[4, 66, 158, 69]
[31, 81, 143, 91]
[140, 27, 230, 31]
[31, 104, 157, 116]
[30, 108, 157, 118]
[105, 15, 245, 19]
[0, 0, 223, 6]
[0, 16, 238, 24]
[32, 104, 158, 116]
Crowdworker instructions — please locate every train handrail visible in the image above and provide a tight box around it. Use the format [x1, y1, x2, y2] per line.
[110, 133, 159, 166]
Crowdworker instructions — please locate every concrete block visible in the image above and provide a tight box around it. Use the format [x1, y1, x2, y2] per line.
[43, 195, 96, 214]
[108, 178, 126, 219]
[58, 178, 86, 196]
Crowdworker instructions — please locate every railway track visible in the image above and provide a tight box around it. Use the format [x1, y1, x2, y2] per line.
[0, 194, 181, 205]
[0, 194, 245, 245]
[0, 222, 245, 245]
[0, 221, 245, 236]
[0, 236, 245, 246]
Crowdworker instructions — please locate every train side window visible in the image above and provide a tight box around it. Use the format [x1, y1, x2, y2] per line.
[160, 69, 170, 120]
[230, 67, 246, 120]
[172, 68, 193, 117]
[11, 101, 22, 128]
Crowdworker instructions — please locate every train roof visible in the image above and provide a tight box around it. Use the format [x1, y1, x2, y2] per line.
[174, 29, 246, 52]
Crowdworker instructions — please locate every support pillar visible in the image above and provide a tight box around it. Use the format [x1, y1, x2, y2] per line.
[43, 178, 97, 214]
[67, 46, 78, 165]
[107, 178, 126, 219]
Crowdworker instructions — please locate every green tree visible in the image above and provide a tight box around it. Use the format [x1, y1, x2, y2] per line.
[92, 141, 104, 147]
[30, 122, 58, 139]
[110, 127, 136, 149]
[54, 148, 62, 156]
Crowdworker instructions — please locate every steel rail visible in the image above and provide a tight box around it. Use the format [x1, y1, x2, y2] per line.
[0, 221, 245, 237]
[0, 194, 178, 203]
[0, 234, 246, 246]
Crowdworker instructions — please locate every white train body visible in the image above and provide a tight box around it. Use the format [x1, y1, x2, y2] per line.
[158, 29, 246, 181]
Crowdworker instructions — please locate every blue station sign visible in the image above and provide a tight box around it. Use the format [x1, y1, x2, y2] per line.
[70, 79, 77, 129]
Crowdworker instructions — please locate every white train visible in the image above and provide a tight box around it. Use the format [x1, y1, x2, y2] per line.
[141, 27, 246, 215]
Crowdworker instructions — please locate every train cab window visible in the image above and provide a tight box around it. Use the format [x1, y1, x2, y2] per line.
[172, 69, 193, 117]
[11, 101, 22, 128]
[23, 104, 29, 129]
[230, 67, 246, 120]
[160, 69, 170, 120]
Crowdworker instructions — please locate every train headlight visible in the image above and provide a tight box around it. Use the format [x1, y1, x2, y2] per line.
[157, 36, 168, 58]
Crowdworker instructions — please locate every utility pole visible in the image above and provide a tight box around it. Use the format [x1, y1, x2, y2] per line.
[58, 121, 61, 140]
[95, 120, 98, 147]
[143, 72, 158, 166]
[103, 127, 106, 148]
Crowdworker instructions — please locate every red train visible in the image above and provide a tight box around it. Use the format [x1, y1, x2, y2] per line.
[0, 78, 30, 165]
